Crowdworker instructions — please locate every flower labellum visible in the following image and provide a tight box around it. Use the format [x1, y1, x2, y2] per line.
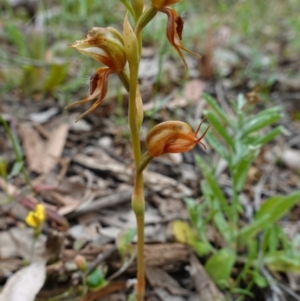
[146, 119, 209, 157]
[69, 27, 127, 71]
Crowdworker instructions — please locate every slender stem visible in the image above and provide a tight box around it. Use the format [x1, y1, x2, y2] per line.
[135, 5, 157, 55]
[127, 26, 145, 298]
[132, 168, 145, 300]
[136, 214, 145, 301]
[30, 235, 37, 263]
[127, 6, 157, 299]
[128, 62, 141, 166]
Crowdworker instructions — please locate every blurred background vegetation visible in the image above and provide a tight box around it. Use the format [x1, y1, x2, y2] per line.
[1, 0, 300, 107]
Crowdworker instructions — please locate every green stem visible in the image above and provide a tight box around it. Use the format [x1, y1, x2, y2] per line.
[127, 25, 144, 298]
[127, 7, 157, 298]
[128, 60, 141, 166]
[132, 169, 145, 301]
[120, 0, 135, 17]
[136, 214, 145, 301]
[135, 4, 157, 55]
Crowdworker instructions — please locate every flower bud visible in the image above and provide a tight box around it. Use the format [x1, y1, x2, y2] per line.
[151, 0, 181, 9]
[69, 27, 127, 71]
[75, 255, 87, 272]
[146, 120, 209, 157]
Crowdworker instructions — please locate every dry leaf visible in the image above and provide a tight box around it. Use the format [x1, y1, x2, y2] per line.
[189, 254, 225, 301]
[29, 107, 59, 124]
[0, 260, 46, 301]
[42, 123, 69, 174]
[146, 266, 190, 296]
[19, 124, 45, 173]
[184, 79, 206, 101]
[0, 228, 46, 261]
[280, 148, 300, 171]
[169, 220, 196, 245]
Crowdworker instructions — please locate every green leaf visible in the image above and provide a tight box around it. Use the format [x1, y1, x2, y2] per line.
[184, 198, 200, 228]
[238, 214, 271, 244]
[10, 161, 24, 177]
[205, 249, 236, 288]
[252, 126, 283, 146]
[231, 287, 254, 297]
[0, 114, 23, 161]
[242, 107, 282, 136]
[212, 209, 233, 245]
[265, 252, 300, 273]
[116, 228, 136, 258]
[196, 155, 231, 217]
[5, 23, 28, 57]
[232, 155, 252, 192]
[10, 133, 23, 161]
[86, 268, 108, 291]
[263, 225, 280, 254]
[193, 240, 211, 256]
[0, 158, 7, 178]
[43, 63, 68, 92]
[237, 93, 246, 110]
[120, 0, 135, 17]
[206, 111, 234, 150]
[252, 271, 268, 288]
[203, 93, 232, 125]
[238, 191, 300, 243]
[205, 131, 229, 161]
[256, 191, 300, 222]
[127, 293, 137, 301]
[170, 220, 196, 245]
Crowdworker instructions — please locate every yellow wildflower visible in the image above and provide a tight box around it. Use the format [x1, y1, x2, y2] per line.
[25, 204, 46, 229]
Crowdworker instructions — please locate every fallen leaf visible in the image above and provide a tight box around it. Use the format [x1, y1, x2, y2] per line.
[0, 228, 46, 261]
[29, 107, 59, 124]
[184, 79, 206, 101]
[19, 124, 45, 173]
[189, 254, 225, 301]
[280, 148, 300, 171]
[154, 288, 186, 301]
[42, 123, 69, 174]
[169, 220, 196, 246]
[146, 266, 189, 296]
[0, 258, 22, 278]
[0, 260, 46, 301]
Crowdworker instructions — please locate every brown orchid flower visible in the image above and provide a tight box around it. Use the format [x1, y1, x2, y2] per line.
[67, 27, 127, 120]
[151, 0, 200, 67]
[146, 118, 210, 157]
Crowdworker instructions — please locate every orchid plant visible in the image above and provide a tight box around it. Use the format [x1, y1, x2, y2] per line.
[67, 1, 208, 300]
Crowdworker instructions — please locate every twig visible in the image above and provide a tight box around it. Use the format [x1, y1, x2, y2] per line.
[68, 189, 132, 218]
[277, 281, 300, 301]
[261, 268, 287, 301]
[86, 246, 117, 275]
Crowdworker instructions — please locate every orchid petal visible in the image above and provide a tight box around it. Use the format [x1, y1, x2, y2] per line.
[65, 67, 113, 121]
[161, 7, 200, 68]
